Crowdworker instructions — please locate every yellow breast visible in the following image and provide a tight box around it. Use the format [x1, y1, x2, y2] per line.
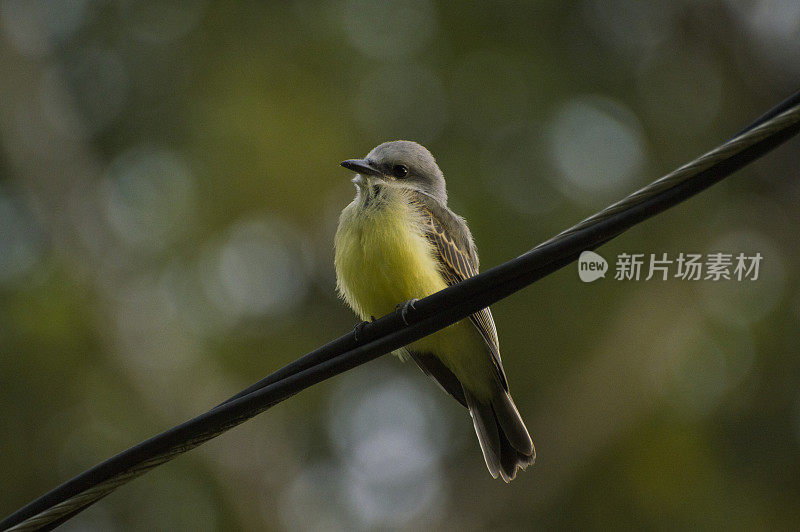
[333, 187, 496, 397]
[334, 189, 447, 321]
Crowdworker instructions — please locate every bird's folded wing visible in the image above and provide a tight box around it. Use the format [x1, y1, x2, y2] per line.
[414, 195, 509, 392]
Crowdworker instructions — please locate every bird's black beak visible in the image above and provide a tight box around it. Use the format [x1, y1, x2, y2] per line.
[340, 158, 382, 176]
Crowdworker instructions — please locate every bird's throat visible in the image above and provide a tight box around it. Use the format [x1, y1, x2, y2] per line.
[356, 178, 385, 209]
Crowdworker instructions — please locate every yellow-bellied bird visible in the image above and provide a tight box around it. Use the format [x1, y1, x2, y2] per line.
[334, 140, 534, 481]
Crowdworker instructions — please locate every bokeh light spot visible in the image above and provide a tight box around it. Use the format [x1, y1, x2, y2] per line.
[0, 0, 88, 57]
[547, 95, 647, 203]
[339, 0, 437, 60]
[0, 194, 43, 285]
[728, 0, 800, 78]
[201, 218, 310, 320]
[103, 145, 195, 253]
[324, 366, 448, 527]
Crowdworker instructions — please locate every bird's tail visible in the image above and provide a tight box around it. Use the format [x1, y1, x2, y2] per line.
[464, 389, 535, 482]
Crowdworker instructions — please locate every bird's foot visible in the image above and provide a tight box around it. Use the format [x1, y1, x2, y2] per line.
[352, 316, 377, 343]
[395, 299, 418, 325]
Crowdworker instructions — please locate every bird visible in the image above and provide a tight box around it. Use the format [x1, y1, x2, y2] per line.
[334, 140, 534, 481]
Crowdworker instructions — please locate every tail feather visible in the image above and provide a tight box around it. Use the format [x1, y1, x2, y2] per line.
[465, 389, 535, 482]
[465, 392, 502, 478]
[492, 392, 534, 456]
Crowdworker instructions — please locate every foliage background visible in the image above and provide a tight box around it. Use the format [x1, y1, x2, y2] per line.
[1, 1, 799, 529]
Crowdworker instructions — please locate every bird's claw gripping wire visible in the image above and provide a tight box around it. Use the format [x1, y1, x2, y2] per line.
[396, 299, 418, 325]
[352, 316, 376, 343]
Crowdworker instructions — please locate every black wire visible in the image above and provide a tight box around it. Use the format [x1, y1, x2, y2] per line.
[3, 90, 799, 531]
[731, 88, 800, 139]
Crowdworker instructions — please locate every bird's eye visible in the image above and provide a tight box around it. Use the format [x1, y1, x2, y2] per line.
[392, 164, 409, 178]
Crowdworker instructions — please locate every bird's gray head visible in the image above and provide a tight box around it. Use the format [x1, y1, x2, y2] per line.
[340, 140, 447, 203]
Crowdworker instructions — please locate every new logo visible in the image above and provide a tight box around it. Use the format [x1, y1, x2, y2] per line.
[578, 251, 608, 282]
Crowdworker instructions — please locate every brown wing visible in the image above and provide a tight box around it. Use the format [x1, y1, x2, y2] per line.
[416, 201, 509, 392]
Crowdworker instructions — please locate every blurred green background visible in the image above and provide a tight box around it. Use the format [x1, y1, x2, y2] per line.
[1, 1, 799, 530]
